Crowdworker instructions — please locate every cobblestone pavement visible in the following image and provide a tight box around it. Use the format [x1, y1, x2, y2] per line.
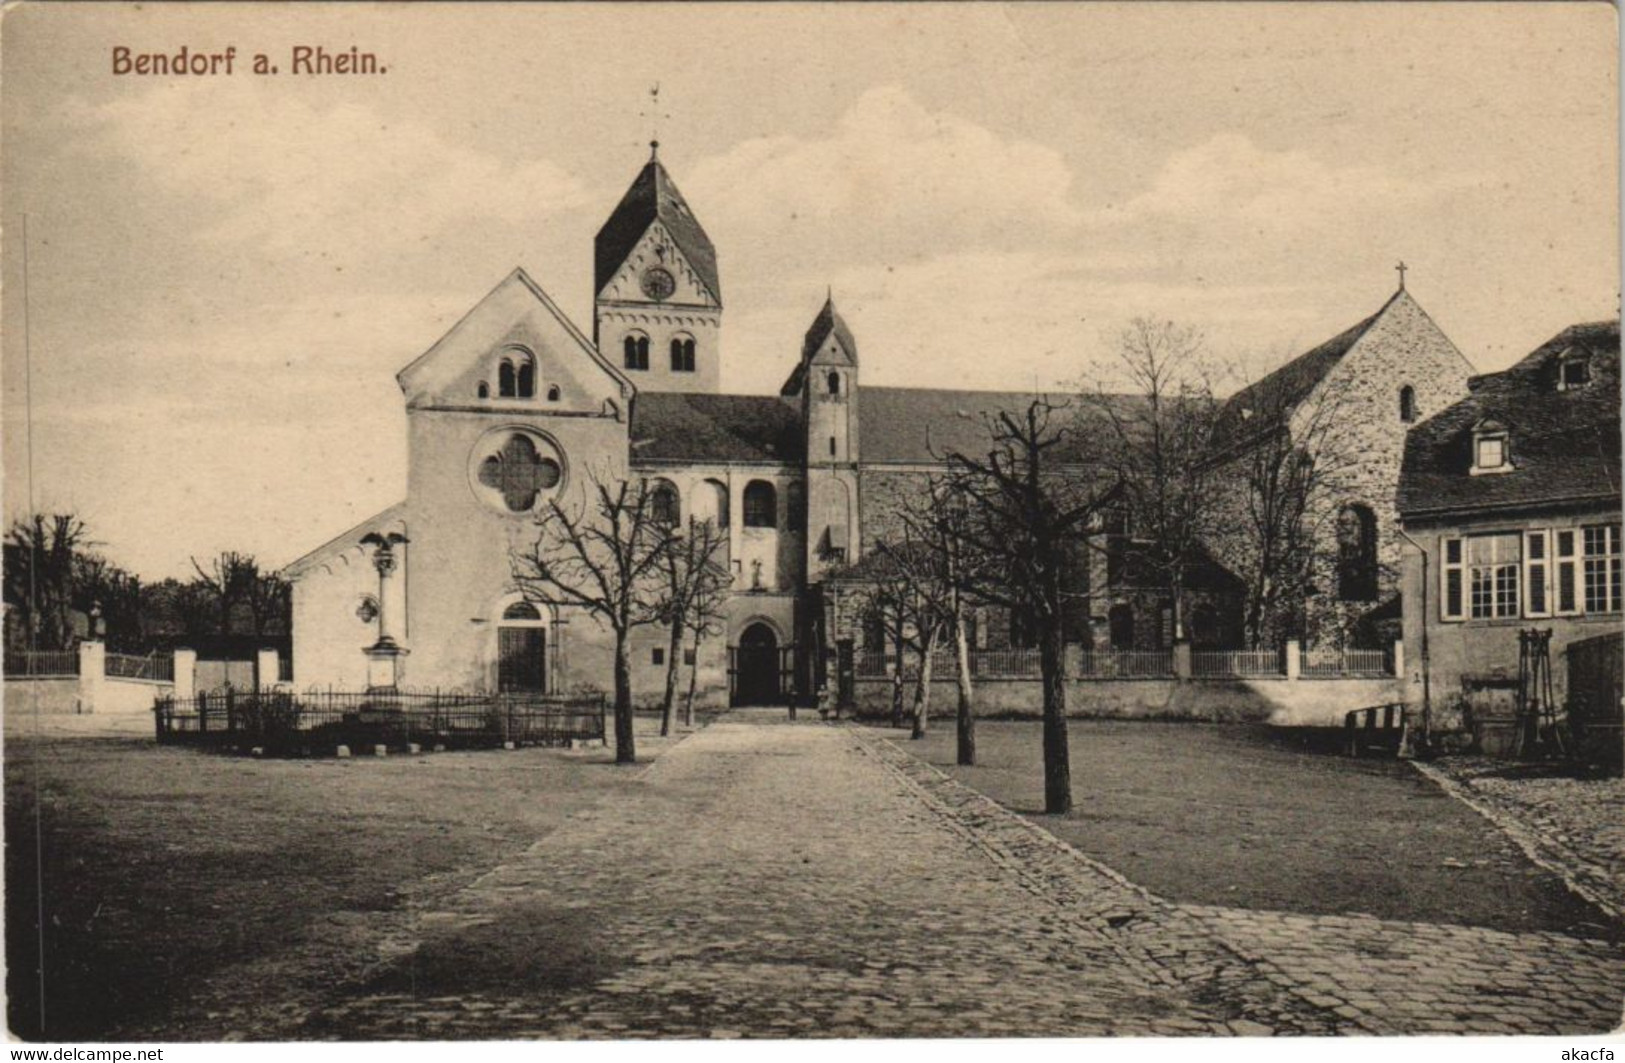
[170, 715, 1625, 1039]
[1414, 756, 1625, 922]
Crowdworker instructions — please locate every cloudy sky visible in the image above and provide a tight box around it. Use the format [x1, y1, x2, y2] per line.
[2, 3, 1617, 580]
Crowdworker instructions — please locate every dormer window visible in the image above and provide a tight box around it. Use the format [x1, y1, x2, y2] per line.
[1471, 419, 1512, 475]
[1558, 348, 1591, 391]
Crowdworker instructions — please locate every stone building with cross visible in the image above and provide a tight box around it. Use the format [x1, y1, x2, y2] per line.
[284, 147, 1475, 707]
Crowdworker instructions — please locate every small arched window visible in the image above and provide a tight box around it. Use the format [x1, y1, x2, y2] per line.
[670, 335, 696, 373]
[498, 360, 516, 397]
[546, 384, 561, 402]
[516, 357, 535, 399]
[827, 371, 841, 396]
[502, 600, 542, 621]
[1399, 385, 1416, 423]
[624, 333, 650, 371]
[648, 479, 680, 526]
[478, 381, 490, 399]
[1336, 504, 1379, 601]
[743, 480, 777, 528]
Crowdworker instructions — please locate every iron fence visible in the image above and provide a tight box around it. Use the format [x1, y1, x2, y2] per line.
[1191, 649, 1283, 678]
[106, 652, 174, 682]
[1301, 647, 1391, 678]
[154, 688, 606, 753]
[5, 650, 80, 677]
[1077, 650, 1176, 678]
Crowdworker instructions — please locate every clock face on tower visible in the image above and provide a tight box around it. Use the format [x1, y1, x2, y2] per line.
[640, 267, 676, 302]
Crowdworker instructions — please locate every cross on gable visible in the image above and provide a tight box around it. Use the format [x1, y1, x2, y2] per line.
[478, 434, 561, 512]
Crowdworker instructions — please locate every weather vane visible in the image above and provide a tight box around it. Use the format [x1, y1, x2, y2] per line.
[640, 82, 671, 157]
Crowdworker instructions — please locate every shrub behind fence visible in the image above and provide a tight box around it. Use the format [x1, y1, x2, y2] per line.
[154, 688, 607, 753]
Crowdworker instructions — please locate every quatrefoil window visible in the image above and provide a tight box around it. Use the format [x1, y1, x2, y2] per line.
[477, 433, 562, 512]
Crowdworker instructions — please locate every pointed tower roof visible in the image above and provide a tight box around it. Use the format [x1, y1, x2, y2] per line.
[595, 144, 720, 301]
[802, 293, 858, 365]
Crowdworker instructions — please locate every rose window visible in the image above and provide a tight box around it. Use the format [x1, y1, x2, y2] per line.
[473, 432, 563, 513]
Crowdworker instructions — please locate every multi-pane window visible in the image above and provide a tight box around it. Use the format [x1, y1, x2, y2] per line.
[1443, 524, 1621, 622]
[1523, 530, 1550, 617]
[670, 336, 696, 372]
[1467, 533, 1520, 619]
[742, 480, 777, 528]
[1583, 524, 1621, 614]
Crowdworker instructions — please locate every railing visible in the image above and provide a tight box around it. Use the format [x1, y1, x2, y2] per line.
[1301, 647, 1391, 678]
[1078, 650, 1175, 678]
[1191, 649, 1283, 678]
[106, 652, 174, 682]
[854, 647, 1044, 679]
[5, 650, 80, 677]
[154, 688, 607, 752]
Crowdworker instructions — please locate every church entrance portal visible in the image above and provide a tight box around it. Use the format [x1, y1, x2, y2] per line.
[498, 602, 547, 693]
[731, 623, 781, 706]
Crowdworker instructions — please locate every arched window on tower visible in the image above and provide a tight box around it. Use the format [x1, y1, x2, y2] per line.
[1399, 385, 1417, 423]
[624, 333, 650, 371]
[1337, 504, 1379, 601]
[827, 371, 841, 396]
[670, 335, 696, 373]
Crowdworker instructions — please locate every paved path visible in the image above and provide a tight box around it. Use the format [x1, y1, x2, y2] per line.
[238, 715, 1623, 1039]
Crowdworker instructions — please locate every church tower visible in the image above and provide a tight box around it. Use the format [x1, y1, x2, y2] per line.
[593, 144, 722, 393]
[784, 293, 861, 582]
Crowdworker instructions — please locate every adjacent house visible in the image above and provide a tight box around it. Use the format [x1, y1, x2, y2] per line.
[1396, 320, 1622, 735]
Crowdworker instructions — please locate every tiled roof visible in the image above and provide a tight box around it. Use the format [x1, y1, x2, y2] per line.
[1397, 320, 1621, 521]
[803, 296, 858, 365]
[857, 387, 1140, 465]
[1214, 292, 1399, 444]
[630, 392, 801, 464]
[594, 156, 720, 301]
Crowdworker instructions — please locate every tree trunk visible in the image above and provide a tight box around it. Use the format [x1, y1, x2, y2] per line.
[660, 615, 683, 737]
[684, 633, 700, 728]
[953, 609, 976, 766]
[889, 630, 905, 728]
[911, 625, 938, 739]
[1039, 612, 1071, 814]
[613, 631, 636, 764]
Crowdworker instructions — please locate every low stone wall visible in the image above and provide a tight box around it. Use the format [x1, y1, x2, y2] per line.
[850, 675, 1403, 727]
[3, 677, 81, 715]
[97, 676, 175, 715]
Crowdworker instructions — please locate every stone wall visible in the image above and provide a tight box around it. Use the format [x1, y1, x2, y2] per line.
[848, 674, 1402, 727]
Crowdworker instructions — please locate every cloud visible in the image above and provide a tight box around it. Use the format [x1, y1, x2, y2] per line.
[1103, 132, 1477, 233]
[65, 83, 593, 258]
[686, 86, 1086, 265]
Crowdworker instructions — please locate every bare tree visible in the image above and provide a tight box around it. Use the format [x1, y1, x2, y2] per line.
[511, 468, 669, 764]
[944, 399, 1114, 814]
[653, 516, 730, 736]
[872, 537, 947, 740]
[1210, 371, 1357, 647]
[682, 539, 731, 728]
[1088, 318, 1221, 644]
[4, 514, 95, 651]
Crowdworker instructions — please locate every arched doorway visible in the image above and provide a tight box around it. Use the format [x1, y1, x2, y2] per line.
[498, 600, 547, 693]
[732, 622, 781, 706]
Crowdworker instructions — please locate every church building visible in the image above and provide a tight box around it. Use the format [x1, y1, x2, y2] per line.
[285, 145, 1473, 708]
